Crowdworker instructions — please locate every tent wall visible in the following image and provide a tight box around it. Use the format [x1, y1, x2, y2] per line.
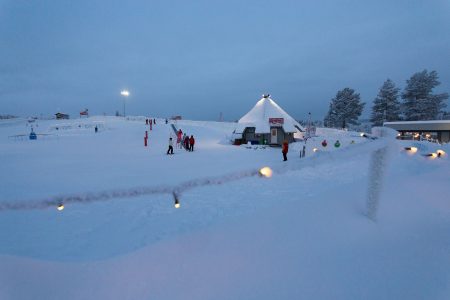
[241, 127, 295, 145]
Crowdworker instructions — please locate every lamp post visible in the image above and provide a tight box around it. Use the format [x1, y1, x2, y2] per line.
[120, 90, 130, 117]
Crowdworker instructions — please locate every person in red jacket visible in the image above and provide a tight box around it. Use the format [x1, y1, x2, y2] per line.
[189, 135, 195, 152]
[282, 140, 288, 161]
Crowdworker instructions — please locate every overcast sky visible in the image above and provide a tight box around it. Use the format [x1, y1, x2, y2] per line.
[1, 0, 449, 121]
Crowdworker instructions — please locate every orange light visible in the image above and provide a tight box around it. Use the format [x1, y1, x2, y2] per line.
[57, 204, 64, 211]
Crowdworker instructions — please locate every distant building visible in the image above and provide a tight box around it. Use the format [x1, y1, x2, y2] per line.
[55, 113, 69, 120]
[170, 115, 182, 120]
[384, 120, 450, 143]
[232, 94, 304, 146]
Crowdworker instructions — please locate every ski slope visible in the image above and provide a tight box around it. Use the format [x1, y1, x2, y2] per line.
[0, 116, 449, 299]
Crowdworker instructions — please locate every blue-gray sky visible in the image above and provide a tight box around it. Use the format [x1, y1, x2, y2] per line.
[1, 0, 449, 121]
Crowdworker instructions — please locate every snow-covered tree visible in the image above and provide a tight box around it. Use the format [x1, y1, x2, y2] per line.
[324, 88, 365, 128]
[370, 79, 401, 126]
[324, 102, 337, 128]
[402, 70, 448, 120]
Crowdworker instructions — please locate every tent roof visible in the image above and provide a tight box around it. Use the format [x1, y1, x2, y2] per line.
[237, 95, 304, 134]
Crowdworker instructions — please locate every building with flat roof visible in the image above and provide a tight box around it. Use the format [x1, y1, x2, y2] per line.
[384, 120, 450, 143]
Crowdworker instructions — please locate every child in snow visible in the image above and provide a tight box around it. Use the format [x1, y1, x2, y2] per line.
[167, 138, 174, 155]
[189, 135, 195, 152]
[282, 140, 289, 161]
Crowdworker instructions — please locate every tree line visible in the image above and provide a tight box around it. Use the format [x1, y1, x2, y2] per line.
[323, 69, 449, 128]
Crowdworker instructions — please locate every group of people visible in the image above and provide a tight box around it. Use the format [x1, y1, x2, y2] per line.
[145, 118, 156, 125]
[167, 129, 195, 155]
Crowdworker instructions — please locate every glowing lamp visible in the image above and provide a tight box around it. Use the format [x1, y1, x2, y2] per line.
[404, 147, 418, 153]
[57, 203, 64, 211]
[360, 133, 365, 137]
[313, 147, 318, 152]
[174, 200, 180, 209]
[259, 167, 273, 178]
[436, 149, 446, 157]
[425, 153, 437, 158]
[120, 90, 130, 97]
[173, 192, 180, 208]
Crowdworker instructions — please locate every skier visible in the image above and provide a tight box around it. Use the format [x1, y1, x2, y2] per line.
[282, 140, 289, 161]
[153, 118, 156, 125]
[167, 137, 174, 155]
[146, 119, 149, 125]
[165, 119, 168, 124]
[189, 135, 195, 152]
[95, 125, 98, 133]
[300, 145, 305, 158]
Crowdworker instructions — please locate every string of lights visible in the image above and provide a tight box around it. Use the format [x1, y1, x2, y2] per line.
[0, 167, 269, 212]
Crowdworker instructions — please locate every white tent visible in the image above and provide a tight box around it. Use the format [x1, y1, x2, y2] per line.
[235, 95, 304, 134]
[232, 95, 304, 144]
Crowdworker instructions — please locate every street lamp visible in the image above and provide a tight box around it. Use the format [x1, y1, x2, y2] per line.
[120, 90, 130, 117]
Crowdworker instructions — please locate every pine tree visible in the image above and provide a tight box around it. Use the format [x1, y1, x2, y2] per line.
[402, 70, 448, 120]
[324, 88, 365, 128]
[370, 79, 401, 126]
[324, 102, 337, 128]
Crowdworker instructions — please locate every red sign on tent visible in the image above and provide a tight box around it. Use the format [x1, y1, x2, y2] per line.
[269, 118, 284, 125]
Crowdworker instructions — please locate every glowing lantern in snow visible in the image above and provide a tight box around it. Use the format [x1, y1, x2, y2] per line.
[424, 153, 437, 159]
[313, 147, 318, 152]
[259, 167, 273, 178]
[436, 149, 446, 157]
[172, 193, 181, 208]
[174, 199, 180, 209]
[404, 147, 418, 153]
[57, 203, 64, 211]
[173, 193, 180, 208]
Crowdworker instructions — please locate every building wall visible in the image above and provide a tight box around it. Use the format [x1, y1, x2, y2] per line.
[440, 131, 450, 143]
[241, 127, 295, 145]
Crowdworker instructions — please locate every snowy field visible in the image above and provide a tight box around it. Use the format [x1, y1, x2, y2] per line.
[0, 116, 449, 299]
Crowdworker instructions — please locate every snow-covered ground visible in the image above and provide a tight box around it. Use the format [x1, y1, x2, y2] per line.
[0, 116, 449, 299]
